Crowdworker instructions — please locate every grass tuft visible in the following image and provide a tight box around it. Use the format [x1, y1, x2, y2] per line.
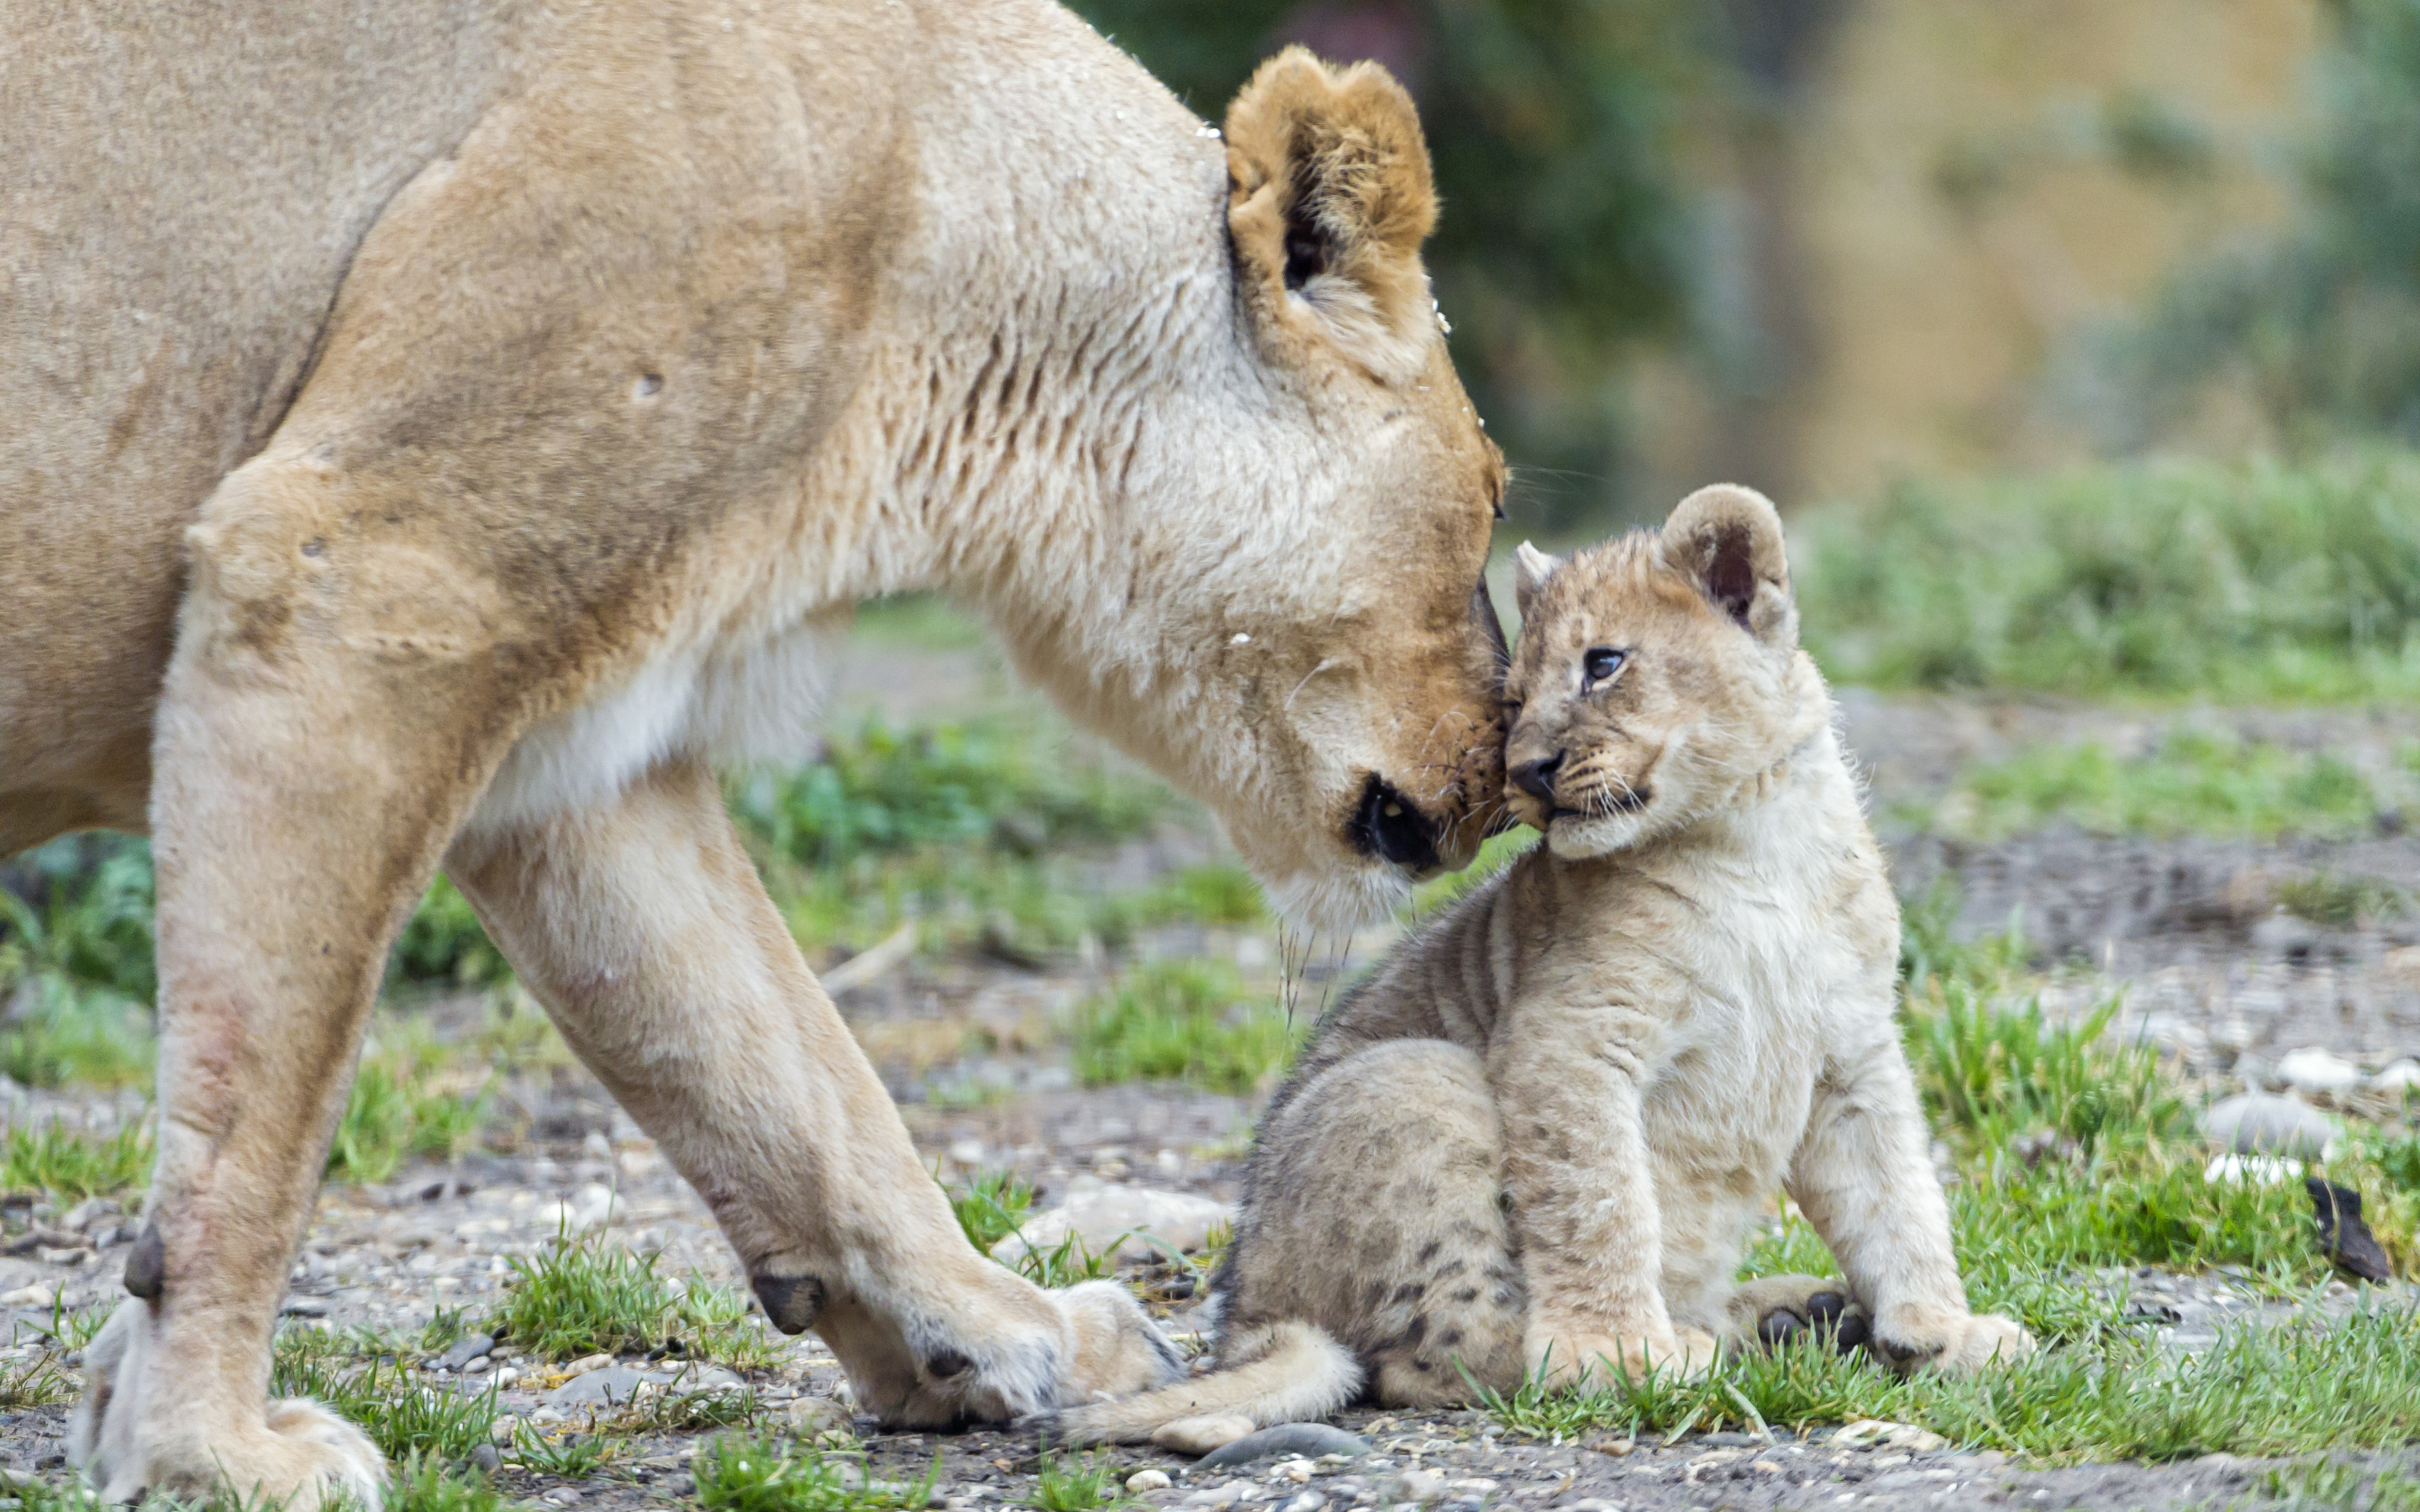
[693, 1436, 939, 1512]
[0, 1118, 150, 1201]
[270, 1326, 497, 1462]
[1793, 454, 2420, 702]
[1026, 1449, 1130, 1512]
[1071, 960, 1302, 1095]
[481, 1229, 779, 1368]
[1928, 733, 2381, 841]
[326, 1022, 490, 1186]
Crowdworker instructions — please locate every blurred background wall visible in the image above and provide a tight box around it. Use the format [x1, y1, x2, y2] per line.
[1070, 0, 2420, 535]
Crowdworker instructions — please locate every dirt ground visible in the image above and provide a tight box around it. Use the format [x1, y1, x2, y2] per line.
[5, 680, 2418, 1506]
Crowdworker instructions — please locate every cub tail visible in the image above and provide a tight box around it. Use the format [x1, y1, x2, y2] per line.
[1049, 1321, 1364, 1446]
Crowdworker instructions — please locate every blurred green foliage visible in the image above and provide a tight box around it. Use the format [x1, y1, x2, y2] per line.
[1930, 734, 2382, 843]
[1794, 453, 2420, 700]
[2091, 0, 2420, 444]
[1069, 0, 1707, 530]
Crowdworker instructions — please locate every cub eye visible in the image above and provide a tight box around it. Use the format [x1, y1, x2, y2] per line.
[1582, 648, 1626, 689]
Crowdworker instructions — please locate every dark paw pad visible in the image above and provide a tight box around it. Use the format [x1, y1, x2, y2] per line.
[750, 1272, 826, 1335]
[123, 1222, 165, 1300]
[1757, 1308, 1806, 1347]
[925, 1347, 972, 1379]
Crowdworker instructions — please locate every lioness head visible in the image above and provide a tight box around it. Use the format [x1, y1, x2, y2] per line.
[986, 46, 1507, 927]
[1501, 485, 1826, 858]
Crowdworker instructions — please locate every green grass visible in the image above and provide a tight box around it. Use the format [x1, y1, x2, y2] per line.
[1793, 453, 2420, 701]
[326, 1024, 490, 1185]
[1070, 959, 1303, 1095]
[0, 1118, 150, 1201]
[1482, 1301, 2420, 1462]
[481, 1229, 780, 1368]
[693, 1436, 939, 1512]
[2278, 873, 2410, 927]
[270, 1326, 498, 1462]
[1928, 733, 2382, 841]
[947, 1168, 1038, 1252]
[1026, 1449, 1130, 1512]
[385, 1456, 526, 1512]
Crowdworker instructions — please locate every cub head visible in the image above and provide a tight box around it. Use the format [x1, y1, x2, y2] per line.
[1501, 485, 1824, 858]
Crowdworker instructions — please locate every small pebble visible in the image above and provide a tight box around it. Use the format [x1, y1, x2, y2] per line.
[1127, 1471, 1173, 1494]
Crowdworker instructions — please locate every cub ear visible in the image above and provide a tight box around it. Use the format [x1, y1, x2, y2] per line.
[1223, 47, 1440, 386]
[1661, 484, 1796, 643]
[1512, 541, 1561, 622]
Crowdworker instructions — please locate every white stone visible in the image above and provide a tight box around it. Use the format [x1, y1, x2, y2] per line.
[1394, 1470, 1446, 1503]
[2277, 1048, 2363, 1099]
[949, 1139, 986, 1168]
[1126, 1471, 1173, 1494]
[2203, 1093, 2339, 1160]
[2372, 1059, 2420, 1095]
[2204, 1152, 2305, 1184]
[992, 1187, 1235, 1265]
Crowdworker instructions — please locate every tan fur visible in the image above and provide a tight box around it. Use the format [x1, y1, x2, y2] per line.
[2, 4, 1506, 1503]
[1056, 486, 2030, 1444]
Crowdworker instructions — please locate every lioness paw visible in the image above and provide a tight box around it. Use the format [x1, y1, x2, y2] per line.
[72, 1299, 386, 1509]
[1871, 1305, 2034, 1374]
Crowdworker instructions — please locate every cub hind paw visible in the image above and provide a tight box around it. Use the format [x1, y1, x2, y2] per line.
[1728, 1274, 1870, 1352]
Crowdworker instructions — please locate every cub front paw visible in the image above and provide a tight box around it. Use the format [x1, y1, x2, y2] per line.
[1529, 1328, 1715, 1388]
[1872, 1306, 2034, 1374]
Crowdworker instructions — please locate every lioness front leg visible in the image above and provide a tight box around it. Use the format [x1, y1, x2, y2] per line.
[71, 497, 518, 1505]
[1491, 1007, 1712, 1386]
[446, 759, 1182, 1426]
[1789, 1033, 2032, 1373]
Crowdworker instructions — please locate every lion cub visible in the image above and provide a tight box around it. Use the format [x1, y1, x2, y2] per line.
[1055, 485, 2030, 1442]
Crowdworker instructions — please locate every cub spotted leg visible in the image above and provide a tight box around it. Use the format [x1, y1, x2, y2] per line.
[72, 471, 519, 1507]
[1788, 1037, 2033, 1373]
[445, 758, 1182, 1427]
[1220, 1040, 1526, 1409]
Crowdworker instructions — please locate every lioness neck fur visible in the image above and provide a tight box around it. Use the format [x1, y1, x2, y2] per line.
[1055, 486, 2030, 1444]
[5, 3, 1509, 1504]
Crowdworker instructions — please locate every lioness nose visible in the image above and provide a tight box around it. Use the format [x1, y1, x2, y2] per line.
[1510, 753, 1563, 802]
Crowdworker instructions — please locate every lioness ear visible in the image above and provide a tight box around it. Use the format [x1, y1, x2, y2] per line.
[1662, 484, 1796, 643]
[1512, 541, 1560, 622]
[1223, 47, 1439, 386]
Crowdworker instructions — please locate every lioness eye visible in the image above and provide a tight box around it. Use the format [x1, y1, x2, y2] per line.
[1582, 648, 1626, 688]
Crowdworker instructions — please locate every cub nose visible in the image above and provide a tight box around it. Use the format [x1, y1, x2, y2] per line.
[1510, 753, 1563, 802]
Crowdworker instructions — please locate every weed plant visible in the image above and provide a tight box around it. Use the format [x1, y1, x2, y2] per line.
[1027, 1448, 1130, 1512]
[1930, 733, 2380, 841]
[382, 1455, 523, 1512]
[1071, 959, 1302, 1095]
[482, 1229, 778, 1368]
[0, 1118, 150, 1200]
[1793, 454, 2420, 701]
[693, 1436, 939, 1512]
[948, 1168, 1037, 1252]
[326, 1023, 490, 1185]
[271, 1326, 498, 1461]
[1482, 1302, 2420, 1462]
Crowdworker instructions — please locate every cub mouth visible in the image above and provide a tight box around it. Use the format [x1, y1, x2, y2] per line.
[1551, 788, 1651, 820]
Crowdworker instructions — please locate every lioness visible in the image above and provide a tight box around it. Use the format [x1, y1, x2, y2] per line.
[1053, 486, 2032, 1444]
[2, 3, 1508, 1502]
